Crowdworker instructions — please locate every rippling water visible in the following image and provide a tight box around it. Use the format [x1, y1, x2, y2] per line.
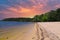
[0, 21, 33, 29]
[0, 21, 34, 40]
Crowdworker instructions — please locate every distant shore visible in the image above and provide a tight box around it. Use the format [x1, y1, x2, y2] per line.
[2, 8, 60, 22]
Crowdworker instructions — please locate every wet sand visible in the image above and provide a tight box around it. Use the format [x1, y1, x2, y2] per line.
[0, 22, 60, 40]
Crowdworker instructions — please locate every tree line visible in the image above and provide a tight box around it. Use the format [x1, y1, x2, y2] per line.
[2, 8, 60, 22]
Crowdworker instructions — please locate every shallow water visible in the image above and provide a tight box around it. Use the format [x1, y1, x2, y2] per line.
[0, 21, 33, 28]
[0, 21, 35, 40]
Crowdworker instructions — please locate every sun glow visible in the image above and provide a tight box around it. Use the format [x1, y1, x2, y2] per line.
[0, 0, 60, 19]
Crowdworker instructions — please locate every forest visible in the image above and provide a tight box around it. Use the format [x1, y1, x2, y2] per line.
[2, 8, 60, 22]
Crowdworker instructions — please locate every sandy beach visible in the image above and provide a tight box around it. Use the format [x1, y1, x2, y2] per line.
[0, 22, 60, 40]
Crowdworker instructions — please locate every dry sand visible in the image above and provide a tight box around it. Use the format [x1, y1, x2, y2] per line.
[0, 22, 60, 40]
[38, 22, 60, 40]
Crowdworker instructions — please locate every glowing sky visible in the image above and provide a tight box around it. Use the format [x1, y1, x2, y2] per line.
[0, 0, 60, 19]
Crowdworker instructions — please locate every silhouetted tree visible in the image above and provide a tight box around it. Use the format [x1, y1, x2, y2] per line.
[2, 8, 60, 22]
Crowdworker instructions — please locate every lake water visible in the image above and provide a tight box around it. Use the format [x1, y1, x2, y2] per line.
[0, 21, 33, 28]
[0, 21, 60, 40]
[0, 21, 35, 40]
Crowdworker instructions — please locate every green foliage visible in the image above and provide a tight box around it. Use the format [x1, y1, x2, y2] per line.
[2, 8, 60, 22]
[2, 18, 33, 22]
[47, 8, 60, 21]
[33, 8, 60, 22]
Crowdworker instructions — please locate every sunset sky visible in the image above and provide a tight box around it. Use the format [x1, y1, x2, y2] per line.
[0, 0, 60, 19]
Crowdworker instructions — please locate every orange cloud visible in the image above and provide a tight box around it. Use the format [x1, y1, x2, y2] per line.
[1, 0, 57, 18]
[19, 7, 38, 17]
[3, 4, 46, 18]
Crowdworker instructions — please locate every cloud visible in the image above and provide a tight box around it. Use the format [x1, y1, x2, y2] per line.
[0, 0, 60, 19]
[55, 4, 60, 8]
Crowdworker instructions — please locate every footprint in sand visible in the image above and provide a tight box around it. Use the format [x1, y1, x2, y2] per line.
[32, 37, 35, 39]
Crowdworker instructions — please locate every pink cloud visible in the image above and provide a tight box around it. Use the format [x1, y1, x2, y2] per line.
[55, 4, 60, 8]
[0, 0, 60, 19]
